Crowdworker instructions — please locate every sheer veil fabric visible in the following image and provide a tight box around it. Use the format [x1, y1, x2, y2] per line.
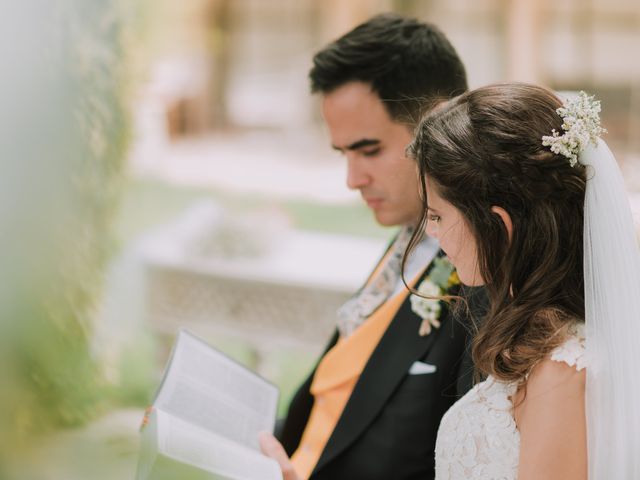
[581, 139, 640, 478]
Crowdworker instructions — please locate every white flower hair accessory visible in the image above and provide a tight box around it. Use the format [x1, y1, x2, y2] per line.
[542, 91, 606, 167]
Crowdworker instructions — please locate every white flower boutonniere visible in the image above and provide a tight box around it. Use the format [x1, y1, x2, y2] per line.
[411, 256, 460, 336]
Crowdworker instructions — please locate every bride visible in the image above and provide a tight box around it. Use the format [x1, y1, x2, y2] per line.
[407, 83, 640, 479]
[260, 83, 640, 479]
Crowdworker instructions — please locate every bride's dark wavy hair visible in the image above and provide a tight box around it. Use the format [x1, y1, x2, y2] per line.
[407, 83, 588, 383]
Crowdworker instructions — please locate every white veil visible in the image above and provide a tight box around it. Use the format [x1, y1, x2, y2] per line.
[581, 139, 640, 478]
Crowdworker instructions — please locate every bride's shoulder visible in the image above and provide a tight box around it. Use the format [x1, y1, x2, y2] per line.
[527, 352, 586, 398]
[513, 333, 586, 441]
[527, 322, 587, 393]
[513, 330, 588, 478]
[512, 361, 584, 451]
[513, 323, 586, 423]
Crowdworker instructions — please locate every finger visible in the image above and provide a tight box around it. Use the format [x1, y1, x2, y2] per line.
[258, 432, 300, 480]
[140, 405, 154, 431]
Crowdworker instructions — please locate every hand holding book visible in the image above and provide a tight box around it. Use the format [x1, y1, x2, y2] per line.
[259, 432, 301, 480]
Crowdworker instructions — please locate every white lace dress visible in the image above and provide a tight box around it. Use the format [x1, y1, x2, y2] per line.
[434, 326, 586, 479]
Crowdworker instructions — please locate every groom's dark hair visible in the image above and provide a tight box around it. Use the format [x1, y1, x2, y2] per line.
[309, 13, 468, 125]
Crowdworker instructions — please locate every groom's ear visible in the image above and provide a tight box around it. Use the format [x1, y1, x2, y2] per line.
[491, 206, 513, 243]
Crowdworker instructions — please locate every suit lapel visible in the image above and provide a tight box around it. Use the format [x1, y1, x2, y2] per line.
[312, 267, 439, 474]
[283, 237, 396, 456]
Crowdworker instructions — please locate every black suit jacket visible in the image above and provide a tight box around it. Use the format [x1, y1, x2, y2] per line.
[278, 250, 483, 480]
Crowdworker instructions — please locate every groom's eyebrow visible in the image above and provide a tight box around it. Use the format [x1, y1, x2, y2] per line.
[333, 138, 380, 152]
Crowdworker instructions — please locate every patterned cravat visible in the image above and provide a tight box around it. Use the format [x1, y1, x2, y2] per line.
[336, 225, 415, 338]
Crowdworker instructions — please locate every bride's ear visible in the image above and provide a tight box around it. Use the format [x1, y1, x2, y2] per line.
[491, 206, 513, 242]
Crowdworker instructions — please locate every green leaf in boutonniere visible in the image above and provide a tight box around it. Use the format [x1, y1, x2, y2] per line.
[411, 256, 460, 336]
[428, 256, 456, 289]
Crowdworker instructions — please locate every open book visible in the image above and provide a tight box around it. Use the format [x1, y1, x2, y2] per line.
[135, 329, 282, 480]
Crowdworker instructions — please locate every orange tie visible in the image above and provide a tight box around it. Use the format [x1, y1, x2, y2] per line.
[290, 269, 423, 479]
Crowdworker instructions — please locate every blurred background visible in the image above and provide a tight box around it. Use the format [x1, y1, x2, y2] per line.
[1, 0, 639, 478]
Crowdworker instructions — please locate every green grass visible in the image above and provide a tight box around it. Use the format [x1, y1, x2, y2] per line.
[282, 198, 392, 239]
[114, 177, 391, 247]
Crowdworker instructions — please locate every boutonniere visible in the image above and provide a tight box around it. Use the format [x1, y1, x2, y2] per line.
[410, 256, 460, 336]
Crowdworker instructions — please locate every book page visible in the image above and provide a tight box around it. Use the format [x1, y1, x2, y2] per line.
[155, 409, 282, 480]
[154, 329, 279, 450]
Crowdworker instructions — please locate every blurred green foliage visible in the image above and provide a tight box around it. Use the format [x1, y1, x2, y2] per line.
[0, 0, 131, 468]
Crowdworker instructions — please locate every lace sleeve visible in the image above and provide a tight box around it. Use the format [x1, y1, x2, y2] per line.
[550, 323, 587, 371]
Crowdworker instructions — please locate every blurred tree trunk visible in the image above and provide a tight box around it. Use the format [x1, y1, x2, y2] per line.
[316, 0, 392, 43]
[392, 0, 424, 17]
[204, 0, 232, 130]
[504, 0, 544, 83]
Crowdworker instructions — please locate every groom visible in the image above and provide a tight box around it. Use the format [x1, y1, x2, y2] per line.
[261, 14, 480, 480]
